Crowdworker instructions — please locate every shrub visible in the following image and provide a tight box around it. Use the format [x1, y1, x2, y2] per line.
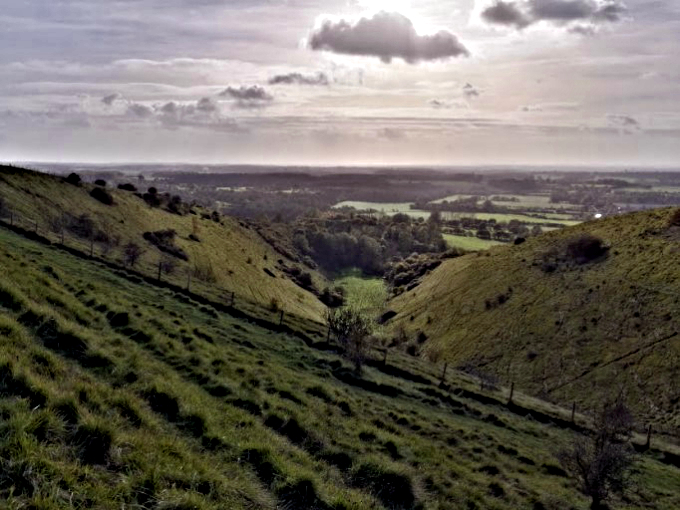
[565, 234, 608, 264]
[326, 307, 374, 373]
[670, 208, 680, 227]
[118, 183, 137, 192]
[65, 172, 81, 186]
[94, 179, 106, 187]
[90, 187, 114, 206]
[320, 287, 345, 308]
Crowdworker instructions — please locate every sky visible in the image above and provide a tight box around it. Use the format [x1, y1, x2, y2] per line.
[1, 0, 679, 167]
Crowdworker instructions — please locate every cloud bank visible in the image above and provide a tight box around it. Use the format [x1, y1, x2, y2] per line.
[308, 12, 470, 63]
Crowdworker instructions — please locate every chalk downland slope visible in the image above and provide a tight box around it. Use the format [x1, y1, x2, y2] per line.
[388, 208, 680, 434]
[0, 223, 679, 509]
[0, 166, 327, 322]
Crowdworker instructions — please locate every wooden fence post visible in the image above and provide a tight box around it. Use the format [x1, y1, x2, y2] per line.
[382, 348, 388, 366]
[440, 362, 448, 386]
[508, 382, 515, 404]
[645, 424, 652, 450]
[231, 292, 235, 307]
[157, 260, 163, 281]
[279, 310, 284, 326]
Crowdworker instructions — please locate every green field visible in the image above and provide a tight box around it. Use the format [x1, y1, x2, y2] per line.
[332, 201, 432, 220]
[332, 201, 581, 226]
[431, 194, 581, 211]
[333, 269, 387, 317]
[332, 201, 415, 213]
[442, 212, 581, 226]
[443, 234, 504, 251]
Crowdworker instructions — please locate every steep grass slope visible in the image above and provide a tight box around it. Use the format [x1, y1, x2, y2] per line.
[388, 208, 680, 435]
[0, 166, 326, 322]
[1, 222, 678, 509]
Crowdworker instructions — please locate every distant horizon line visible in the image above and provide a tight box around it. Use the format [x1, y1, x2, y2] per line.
[5, 161, 680, 173]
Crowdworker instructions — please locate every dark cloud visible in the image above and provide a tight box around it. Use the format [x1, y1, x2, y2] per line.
[196, 97, 218, 112]
[481, 1, 531, 28]
[308, 11, 469, 64]
[126, 103, 154, 118]
[529, 0, 593, 21]
[219, 85, 273, 101]
[481, 0, 626, 30]
[268, 72, 329, 86]
[102, 93, 122, 106]
[219, 85, 273, 109]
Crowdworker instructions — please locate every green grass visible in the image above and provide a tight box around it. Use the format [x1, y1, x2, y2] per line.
[0, 167, 328, 322]
[333, 201, 433, 220]
[0, 180, 678, 509]
[333, 269, 388, 317]
[443, 234, 504, 251]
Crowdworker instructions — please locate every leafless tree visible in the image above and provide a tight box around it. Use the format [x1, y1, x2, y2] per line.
[559, 398, 636, 510]
[123, 242, 144, 267]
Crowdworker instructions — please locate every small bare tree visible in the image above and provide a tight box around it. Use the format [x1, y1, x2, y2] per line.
[326, 307, 373, 373]
[123, 242, 144, 267]
[558, 398, 636, 510]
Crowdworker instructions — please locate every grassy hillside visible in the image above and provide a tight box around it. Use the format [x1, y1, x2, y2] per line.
[387, 208, 680, 437]
[0, 222, 679, 509]
[0, 166, 327, 322]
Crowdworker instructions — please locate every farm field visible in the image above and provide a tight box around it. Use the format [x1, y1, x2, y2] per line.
[333, 201, 432, 219]
[443, 234, 504, 251]
[442, 212, 581, 226]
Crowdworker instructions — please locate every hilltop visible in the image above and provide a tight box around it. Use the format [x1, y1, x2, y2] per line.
[387, 207, 680, 435]
[0, 166, 327, 322]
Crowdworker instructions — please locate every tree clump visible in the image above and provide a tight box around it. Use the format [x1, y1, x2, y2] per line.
[65, 172, 81, 186]
[117, 183, 137, 192]
[90, 187, 114, 206]
[565, 234, 609, 264]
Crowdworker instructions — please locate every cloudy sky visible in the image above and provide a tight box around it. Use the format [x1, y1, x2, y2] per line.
[1, 0, 679, 166]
